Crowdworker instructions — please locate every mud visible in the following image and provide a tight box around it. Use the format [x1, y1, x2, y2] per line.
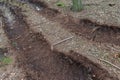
[30, 0, 120, 47]
[0, 2, 119, 80]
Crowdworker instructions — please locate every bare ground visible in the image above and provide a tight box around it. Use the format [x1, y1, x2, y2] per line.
[0, 6, 24, 80]
[0, 0, 120, 80]
[41, 0, 120, 27]
[2, 7, 118, 80]
[26, 0, 120, 76]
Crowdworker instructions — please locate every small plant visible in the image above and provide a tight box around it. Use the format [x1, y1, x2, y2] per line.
[71, 0, 83, 12]
[56, 2, 65, 7]
[12, 42, 17, 47]
[0, 57, 13, 65]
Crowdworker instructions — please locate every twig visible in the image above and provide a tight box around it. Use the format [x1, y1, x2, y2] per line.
[0, 73, 6, 80]
[107, 45, 120, 52]
[98, 58, 120, 71]
[30, 22, 46, 27]
[31, 23, 42, 27]
[91, 27, 100, 33]
[53, 36, 74, 45]
[51, 36, 74, 50]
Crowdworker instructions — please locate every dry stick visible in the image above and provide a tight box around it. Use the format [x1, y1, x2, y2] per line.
[30, 22, 46, 27]
[107, 45, 120, 52]
[51, 36, 74, 50]
[31, 23, 42, 27]
[0, 73, 6, 79]
[98, 58, 120, 71]
[50, 34, 120, 70]
[91, 27, 100, 33]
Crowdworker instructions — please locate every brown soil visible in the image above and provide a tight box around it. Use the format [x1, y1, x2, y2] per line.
[1, 4, 118, 80]
[30, 0, 120, 46]
[38, 0, 120, 27]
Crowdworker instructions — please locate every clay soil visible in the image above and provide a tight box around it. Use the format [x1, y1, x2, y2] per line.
[0, 0, 120, 80]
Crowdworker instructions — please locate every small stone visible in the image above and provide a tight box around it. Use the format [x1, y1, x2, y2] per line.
[92, 74, 96, 77]
[28, 46, 32, 49]
[35, 6, 42, 11]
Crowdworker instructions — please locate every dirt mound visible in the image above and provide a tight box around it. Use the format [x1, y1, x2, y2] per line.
[27, 0, 120, 47]
[1, 5, 118, 80]
[39, 0, 120, 27]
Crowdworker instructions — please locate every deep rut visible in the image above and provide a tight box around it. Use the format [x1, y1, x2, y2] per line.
[29, 0, 120, 46]
[0, 2, 119, 80]
[1, 6, 92, 80]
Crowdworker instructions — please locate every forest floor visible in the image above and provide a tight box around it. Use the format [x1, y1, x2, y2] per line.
[0, 0, 120, 80]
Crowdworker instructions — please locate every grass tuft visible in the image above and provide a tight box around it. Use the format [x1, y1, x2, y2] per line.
[56, 2, 65, 7]
[0, 57, 13, 65]
[71, 0, 83, 12]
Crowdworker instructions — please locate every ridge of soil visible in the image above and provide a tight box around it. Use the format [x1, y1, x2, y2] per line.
[1, 4, 119, 80]
[30, 0, 120, 46]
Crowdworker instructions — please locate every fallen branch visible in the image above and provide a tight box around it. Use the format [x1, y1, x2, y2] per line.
[98, 58, 120, 71]
[51, 36, 74, 50]
[0, 73, 6, 79]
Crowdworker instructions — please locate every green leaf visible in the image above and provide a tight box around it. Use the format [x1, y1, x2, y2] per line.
[56, 2, 65, 7]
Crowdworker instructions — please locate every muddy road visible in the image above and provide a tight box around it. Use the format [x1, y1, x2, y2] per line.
[0, 0, 120, 80]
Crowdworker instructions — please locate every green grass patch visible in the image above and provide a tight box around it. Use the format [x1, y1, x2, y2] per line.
[56, 2, 65, 7]
[12, 42, 18, 47]
[0, 57, 13, 65]
[71, 0, 83, 12]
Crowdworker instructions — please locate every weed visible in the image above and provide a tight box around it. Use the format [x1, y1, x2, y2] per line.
[71, 0, 83, 12]
[56, 2, 65, 7]
[12, 42, 17, 47]
[0, 57, 13, 65]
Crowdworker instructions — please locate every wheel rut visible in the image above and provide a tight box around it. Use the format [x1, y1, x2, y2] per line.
[0, 1, 119, 80]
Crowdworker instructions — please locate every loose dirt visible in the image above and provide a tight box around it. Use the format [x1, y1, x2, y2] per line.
[29, 0, 120, 47]
[0, 0, 120, 80]
[0, 17, 9, 48]
[1, 2, 118, 80]
[0, 3, 24, 80]
[41, 0, 120, 27]
[26, 0, 120, 69]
